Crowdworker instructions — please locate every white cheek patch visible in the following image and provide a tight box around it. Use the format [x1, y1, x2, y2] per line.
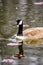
[19, 20, 22, 25]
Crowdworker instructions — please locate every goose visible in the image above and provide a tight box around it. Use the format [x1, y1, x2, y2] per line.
[15, 19, 43, 46]
[14, 19, 25, 58]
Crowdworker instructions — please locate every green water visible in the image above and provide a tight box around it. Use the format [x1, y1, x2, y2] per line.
[0, 0, 43, 65]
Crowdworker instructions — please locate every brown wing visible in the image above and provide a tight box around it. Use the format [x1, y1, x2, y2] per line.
[23, 27, 43, 39]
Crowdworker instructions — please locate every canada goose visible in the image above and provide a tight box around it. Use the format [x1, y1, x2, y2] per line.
[14, 19, 25, 58]
[15, 19, 43, 46]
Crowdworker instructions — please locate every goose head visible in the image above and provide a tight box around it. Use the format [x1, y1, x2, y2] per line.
[16, 19, 23, 35]
[16, 19, 23, 26]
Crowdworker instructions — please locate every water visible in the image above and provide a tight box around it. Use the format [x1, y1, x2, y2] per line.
[0, 0, 43, 65]
[0, 46, 43, 65]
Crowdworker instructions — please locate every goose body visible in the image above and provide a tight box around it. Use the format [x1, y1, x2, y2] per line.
[23, 27, 43, 39]
[23, 27, 43, 45]
[15, 19, 43, 45]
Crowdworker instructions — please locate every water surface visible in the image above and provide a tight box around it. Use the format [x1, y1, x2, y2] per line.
[0, 0, 43, 65]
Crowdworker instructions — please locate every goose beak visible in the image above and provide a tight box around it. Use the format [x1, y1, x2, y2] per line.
[13, 23, 19, 27]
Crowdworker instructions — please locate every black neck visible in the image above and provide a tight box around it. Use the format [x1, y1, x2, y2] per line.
[17, 23, 23, 35]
